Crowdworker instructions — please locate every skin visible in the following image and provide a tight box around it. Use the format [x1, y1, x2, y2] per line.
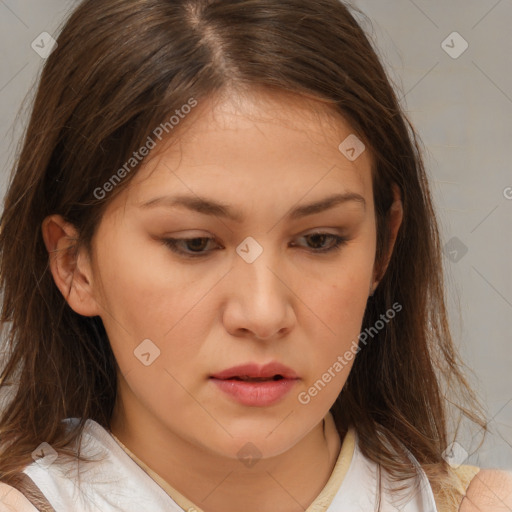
[42, 88, 404, 512]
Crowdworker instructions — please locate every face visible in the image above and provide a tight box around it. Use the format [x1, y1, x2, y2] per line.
[55, 89, 385, 460]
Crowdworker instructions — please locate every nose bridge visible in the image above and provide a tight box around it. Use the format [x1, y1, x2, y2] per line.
[234, 235, 282, 300]
[229, 234, 292, 337]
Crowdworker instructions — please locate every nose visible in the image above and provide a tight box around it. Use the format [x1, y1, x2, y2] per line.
[222, 241, 295, 341]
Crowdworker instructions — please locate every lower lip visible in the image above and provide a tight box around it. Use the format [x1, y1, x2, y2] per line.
[210, 378, 298, 406]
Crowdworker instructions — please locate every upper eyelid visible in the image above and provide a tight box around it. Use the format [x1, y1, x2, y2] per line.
[167, 227, 347, 238]
[169, 231, 343, 244]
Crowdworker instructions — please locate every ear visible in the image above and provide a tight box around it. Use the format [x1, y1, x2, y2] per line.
[41, 214, 102, 317]
[370, 183, 403, 294]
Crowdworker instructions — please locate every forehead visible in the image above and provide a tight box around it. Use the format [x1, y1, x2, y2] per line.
[114, 89, 374, 214]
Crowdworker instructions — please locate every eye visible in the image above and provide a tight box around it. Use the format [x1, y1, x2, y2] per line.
[161, 232, 348, 259]
[162, 237, 219, 258]
[292, 232, 348, 253]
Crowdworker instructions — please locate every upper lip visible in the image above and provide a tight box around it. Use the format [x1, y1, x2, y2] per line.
[210, 362, 299, 380]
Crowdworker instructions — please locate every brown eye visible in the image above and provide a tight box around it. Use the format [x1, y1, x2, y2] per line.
[161, 232, 348, 260]
[162, 237, 219, 258]
[292, 233, 348, 253]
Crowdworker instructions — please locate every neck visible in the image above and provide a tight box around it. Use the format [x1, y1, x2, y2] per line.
[110, 403, 342, 512]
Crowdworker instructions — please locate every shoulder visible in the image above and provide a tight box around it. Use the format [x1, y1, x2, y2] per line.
[460, 469, 512, 511]
[0, 482, 39, 511]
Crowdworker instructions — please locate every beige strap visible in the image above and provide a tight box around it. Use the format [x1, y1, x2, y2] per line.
[6, 472, 56, 512]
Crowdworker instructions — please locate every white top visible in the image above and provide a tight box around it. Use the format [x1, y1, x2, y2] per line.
[1, 417, 438, 511]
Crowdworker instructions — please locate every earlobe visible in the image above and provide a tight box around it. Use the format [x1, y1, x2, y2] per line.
[41, 215, 101, 317]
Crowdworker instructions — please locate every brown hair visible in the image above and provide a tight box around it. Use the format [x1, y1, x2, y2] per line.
[0, 0, 487, 508]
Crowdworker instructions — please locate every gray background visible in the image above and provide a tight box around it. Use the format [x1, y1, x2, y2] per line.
[0, 0, 511, 469]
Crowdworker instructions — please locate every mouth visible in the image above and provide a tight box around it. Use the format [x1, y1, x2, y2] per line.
[210, 375, 298, 407]
[209, 362, 299, 406]
[216, 375, 287, 382]
[209, 362, 299, 381]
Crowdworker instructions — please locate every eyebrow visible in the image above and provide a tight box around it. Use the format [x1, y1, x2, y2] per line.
[138, 192, 366, 221]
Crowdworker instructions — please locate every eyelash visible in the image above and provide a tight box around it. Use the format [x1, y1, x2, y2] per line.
[161, 233, 348, 259]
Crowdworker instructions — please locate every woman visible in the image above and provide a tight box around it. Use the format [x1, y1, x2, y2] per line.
[0, 0, 510, 511]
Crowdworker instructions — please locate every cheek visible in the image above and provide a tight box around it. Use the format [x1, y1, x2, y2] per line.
[294, 281, 368, 411]
[304, 278, 369, 370]
[294, 245, 374, 386]
[94, 232, 195, 329]
[302, 248, 373, 335]
[96, 266, 226, 390]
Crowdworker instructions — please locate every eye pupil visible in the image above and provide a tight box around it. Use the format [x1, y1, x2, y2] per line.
[187, 238, 208, 251]
[307, 234, 328, 249]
